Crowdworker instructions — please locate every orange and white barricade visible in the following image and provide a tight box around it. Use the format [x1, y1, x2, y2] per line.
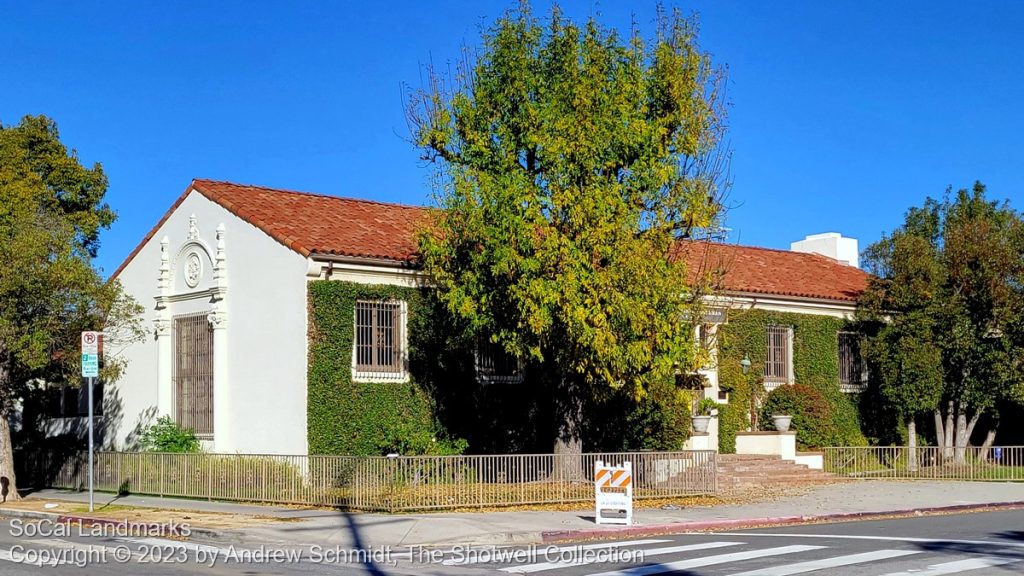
[594, 460, 633, 525]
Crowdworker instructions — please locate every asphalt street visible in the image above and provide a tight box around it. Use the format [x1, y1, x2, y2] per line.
[1, 509, 1023, 575]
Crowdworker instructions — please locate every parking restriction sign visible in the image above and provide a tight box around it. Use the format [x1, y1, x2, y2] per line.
[81, 331, 100, 377]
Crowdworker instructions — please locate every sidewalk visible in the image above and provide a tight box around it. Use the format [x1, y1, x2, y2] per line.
[13, 481, 1024, 548]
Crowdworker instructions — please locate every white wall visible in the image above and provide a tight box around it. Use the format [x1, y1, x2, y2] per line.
[105, 189, 309, 455]
[791, 232, 859, 268]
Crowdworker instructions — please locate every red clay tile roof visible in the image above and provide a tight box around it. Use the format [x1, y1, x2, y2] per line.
[189, 179, 430, 260]
[673, 240, 869, 302]
[114, 179, 868, 303]
[111, 179, 431, 278]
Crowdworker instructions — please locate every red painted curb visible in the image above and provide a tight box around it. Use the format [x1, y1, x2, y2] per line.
[541, 500, 1024, 543]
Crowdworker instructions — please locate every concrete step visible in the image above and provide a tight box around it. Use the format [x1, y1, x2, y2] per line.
[716, 452, 833, 488]
[720, 474, 833, 485]
[718, 454, 783, 461]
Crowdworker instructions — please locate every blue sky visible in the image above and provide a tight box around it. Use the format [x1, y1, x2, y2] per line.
[3, 1, 1023, 275]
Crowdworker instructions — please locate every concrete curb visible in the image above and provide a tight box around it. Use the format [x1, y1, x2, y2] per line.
[0, 507, 227, 540]
[540, 500, 1024, 543]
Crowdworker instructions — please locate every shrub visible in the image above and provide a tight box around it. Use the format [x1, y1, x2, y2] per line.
[139, 416, 201, 453]
[695, 398, 719, 416]
[760, 384, 837, 450]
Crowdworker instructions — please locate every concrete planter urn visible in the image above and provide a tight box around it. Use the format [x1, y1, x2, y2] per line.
[771, 414, 792, 432]
[692, 415, 712, 434]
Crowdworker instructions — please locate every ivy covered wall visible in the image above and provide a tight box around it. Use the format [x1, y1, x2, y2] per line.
[715, 308, 868, 452]
[307, 280, 693, 455]
[307, 281, 463, 455]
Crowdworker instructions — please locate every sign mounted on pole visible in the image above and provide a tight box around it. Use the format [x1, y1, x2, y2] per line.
[81, 331, 100, 378]
[81, 331, 101, 513]
[594, 460, 633, 525]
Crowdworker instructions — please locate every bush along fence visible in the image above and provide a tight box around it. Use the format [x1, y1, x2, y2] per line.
[824, 446, 1024, 481]
[23, 450, 717, 512]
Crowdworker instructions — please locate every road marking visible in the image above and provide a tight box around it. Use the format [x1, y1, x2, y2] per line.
[440, 539, 671, 565]
[500, 541, 741, 573]
[0, 548, 63, 566]
[719, 532, 1024, 549]
[729, 549, 921, 575]
[877, 556, 1021, 575]
[115, 536, 225, 555]
[585, 545, 826, 576]
[0, 540, 74, 566]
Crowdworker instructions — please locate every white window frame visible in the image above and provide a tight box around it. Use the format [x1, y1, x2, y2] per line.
[838, 331, 868, 393]
[764, 325, 794, 391]
[351, 300, 409, 382]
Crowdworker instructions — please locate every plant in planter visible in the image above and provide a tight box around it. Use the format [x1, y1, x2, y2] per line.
[771, 414, 792, 432]
[692, 398, 719, 434]
[759, 384, 838, 449]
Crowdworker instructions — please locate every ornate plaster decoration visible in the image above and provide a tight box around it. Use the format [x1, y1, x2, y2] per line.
[187, 213, 200, 241]
[157, 236, 171, 295]
[208, 306, 228, 329]
[153, 317, 171, 337]
[213, 223, 227, 288]
[184, 252, 203, 288]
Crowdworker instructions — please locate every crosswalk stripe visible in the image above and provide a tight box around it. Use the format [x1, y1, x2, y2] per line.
[0, 541, 69, 566]
[501, 541, 741, 573]
[877, 556, 1021, 576]
[0, 549, 63, 566]
[586, 545, 827, 576]
[116, 536, 225, 555]
[729, 549, 921, 576]
[440, 539, 671, 566]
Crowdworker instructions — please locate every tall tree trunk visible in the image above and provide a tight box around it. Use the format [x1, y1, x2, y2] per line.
[552, 377, 585, 481]
[0, 360, 19, 503]
[907, 417, 918, 473]
[943, 401, 955, 460]
[979, 428, 997, 462]
[933, 408, 945, 460]
[953, 407, 968, 465]
[964, 411, 981, 444]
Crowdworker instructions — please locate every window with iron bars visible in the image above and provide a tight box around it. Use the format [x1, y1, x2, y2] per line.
[838, 331, 868, 392]
[354, 300, 405, 379]
[764, 325, 793, 390]
[174, 312, 214, 437]
[475, 339, 523, 385]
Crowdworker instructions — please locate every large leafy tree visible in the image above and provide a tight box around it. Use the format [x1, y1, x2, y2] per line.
[860, 184, 1024, 463]
[408, 5, 729, 460]
[0, 115, 141, 500]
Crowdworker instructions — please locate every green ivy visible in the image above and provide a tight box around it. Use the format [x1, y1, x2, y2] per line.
[307, 281, 466, 456]
[307, 280, 694, 455]
[716, 309, 868, 452]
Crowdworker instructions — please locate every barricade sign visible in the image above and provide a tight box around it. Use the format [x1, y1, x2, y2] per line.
[594, 460, 633, 525]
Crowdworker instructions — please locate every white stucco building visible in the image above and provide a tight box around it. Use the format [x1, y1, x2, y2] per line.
[56, 179, 870, 456]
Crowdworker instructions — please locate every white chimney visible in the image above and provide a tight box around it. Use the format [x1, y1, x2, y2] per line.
[791, 232, 859, 268]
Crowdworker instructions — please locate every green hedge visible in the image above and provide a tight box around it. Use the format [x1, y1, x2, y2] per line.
[307, 281, 466, 456]
[716, 309, 868, 452]
[760, 383, 837, 450]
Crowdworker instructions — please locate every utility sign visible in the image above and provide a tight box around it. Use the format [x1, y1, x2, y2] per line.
[81, 331, 100, 377]
[594, 460, 633, 525]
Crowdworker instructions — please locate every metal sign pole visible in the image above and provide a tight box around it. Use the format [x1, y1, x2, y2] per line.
[87, 375, 94, 513]
[81, 331, 100, 513]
